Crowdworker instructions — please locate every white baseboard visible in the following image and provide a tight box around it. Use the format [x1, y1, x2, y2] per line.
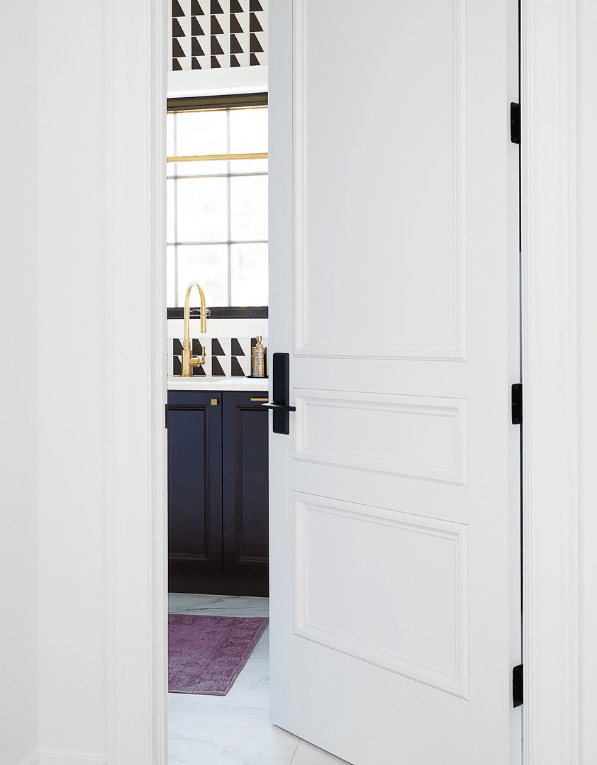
[38, 749, 107, 765]
[20, 750, 40, 765]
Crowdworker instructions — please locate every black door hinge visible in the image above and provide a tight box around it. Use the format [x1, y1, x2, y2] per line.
[512, 383, 522, 425]
[510, 102, 521, 144]
[165, 403, 168, 429]
[513, 664, 523, 707]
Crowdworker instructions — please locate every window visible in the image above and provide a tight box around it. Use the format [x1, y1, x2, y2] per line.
[167, 94, 268, 309]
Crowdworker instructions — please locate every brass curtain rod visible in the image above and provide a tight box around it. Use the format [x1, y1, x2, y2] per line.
[167, 152, 268, 163]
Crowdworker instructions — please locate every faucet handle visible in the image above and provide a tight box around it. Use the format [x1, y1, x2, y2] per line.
[190, 347, 206, 367]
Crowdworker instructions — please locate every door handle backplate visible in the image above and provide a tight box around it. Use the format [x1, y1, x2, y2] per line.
[264, 353, 294, 435]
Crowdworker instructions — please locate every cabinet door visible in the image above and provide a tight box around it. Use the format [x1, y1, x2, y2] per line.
[222, 391, 269, 593]
[167, 390, 223, 591]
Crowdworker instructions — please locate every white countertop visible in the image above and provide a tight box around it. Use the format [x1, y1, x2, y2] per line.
[167, 376, 269, 392]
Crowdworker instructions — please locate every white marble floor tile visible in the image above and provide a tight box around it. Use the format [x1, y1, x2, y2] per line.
[168, 696, 299, 765]
[169, 592, 270, 618]
[291, 740, 351, 765]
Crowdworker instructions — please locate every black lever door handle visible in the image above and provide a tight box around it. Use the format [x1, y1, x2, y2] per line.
[261, 400, 297, 412]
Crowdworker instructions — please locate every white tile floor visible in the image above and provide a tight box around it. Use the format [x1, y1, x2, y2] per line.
[168, 593, 349, 765]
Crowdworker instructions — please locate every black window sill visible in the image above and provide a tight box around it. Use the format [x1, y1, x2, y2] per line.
[167, 306, 268, 320]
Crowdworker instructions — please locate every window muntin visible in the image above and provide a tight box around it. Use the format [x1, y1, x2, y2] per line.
[167, 102, 268, 308]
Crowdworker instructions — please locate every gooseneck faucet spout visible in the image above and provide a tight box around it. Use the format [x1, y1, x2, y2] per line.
[182, 282, 207, 376]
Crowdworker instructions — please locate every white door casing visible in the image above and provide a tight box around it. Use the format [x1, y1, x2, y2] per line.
[268, 2, 521, 764]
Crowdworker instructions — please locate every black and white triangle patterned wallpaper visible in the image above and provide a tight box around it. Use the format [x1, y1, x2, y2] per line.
[169, 336, 268, 377]
[169, 0, 268, 72]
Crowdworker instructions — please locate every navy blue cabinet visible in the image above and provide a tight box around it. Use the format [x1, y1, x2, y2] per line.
[167, 389, 269, 596]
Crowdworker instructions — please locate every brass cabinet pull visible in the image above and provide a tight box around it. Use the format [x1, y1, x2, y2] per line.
[211, 399, 218, 406]
[251, 397, 268, 402]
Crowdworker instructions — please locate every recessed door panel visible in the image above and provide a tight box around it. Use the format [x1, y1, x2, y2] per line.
[295, 0, 465, 358]
[294, 493, 468, 696]
[294, 389, 467, 483]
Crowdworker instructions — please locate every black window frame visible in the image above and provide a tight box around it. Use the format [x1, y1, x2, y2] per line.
[167, 92, 269, 320]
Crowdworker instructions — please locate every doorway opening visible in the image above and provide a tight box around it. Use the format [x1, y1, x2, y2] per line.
[164, 83, 300, 760]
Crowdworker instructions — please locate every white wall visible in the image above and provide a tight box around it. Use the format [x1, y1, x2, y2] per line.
[0, 2, 39, 764]
[578, 2, 597, 762]
[37, 1, 108, 760]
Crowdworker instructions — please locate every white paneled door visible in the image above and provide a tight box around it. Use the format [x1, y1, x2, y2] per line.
[268, 1, 521, 763]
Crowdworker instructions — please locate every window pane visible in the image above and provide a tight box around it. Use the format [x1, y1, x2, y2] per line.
[171, 159, 230, 177]
[177, 245, 228, 307]
[230, 175, 268, 241]
[177, 177, 228, 242]
[231, 244, 268, 306]
[167, 113, 175, 155]
[167, 114, 176, 177]
[167, 179, 176, 243]
[167, 246, 176, 307]
[229, 158, 268, 175]
[171, 159, 267, 177]
[176, 110, 228, 156]
[229, 107, 268, 154]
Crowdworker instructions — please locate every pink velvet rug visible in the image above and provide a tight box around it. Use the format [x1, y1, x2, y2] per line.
[168, 614, 268, 696]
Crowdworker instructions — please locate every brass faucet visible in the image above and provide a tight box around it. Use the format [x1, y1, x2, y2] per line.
[182, 282, 207, 377]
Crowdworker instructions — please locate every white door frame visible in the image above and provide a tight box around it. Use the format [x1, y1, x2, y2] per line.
[106, 1, 168, 763]
[520, 0, 580, 761]
[104, 0, 583, 763]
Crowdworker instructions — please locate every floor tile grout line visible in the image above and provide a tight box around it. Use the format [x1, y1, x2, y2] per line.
[289, 737, 301, 763]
